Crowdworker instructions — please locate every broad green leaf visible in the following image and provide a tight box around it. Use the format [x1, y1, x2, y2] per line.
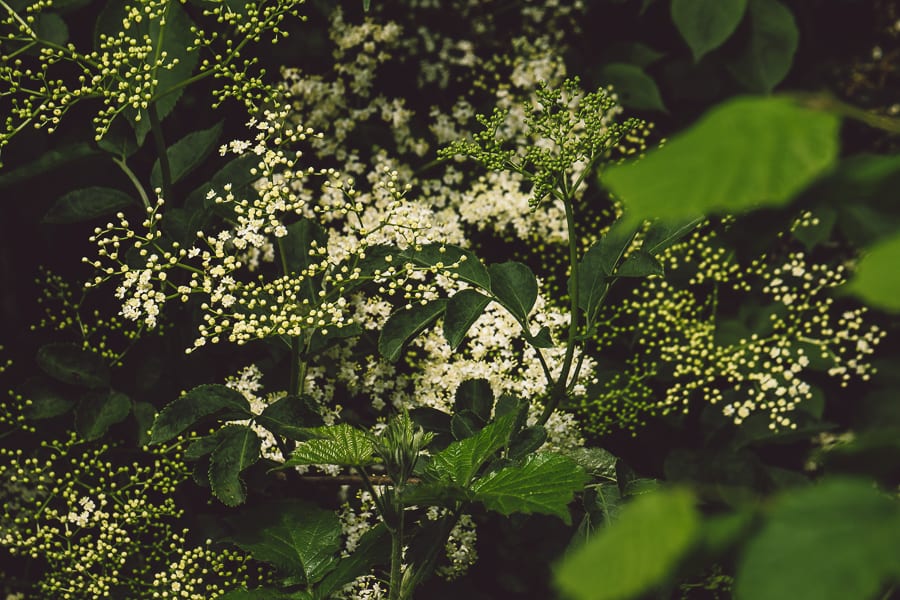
[603, 96, 840, 224]
[736, 478, 900, 600]
[401, 243, 491, 289]
[489, 261, 538, 322]
[314, 526, 390, 599]
[443, 289, 492, 350]
[75, 389, 131, 441]
[450, 410, 484, 440]
[571, 483, 624, 549]
[671, 0, 748, 61]
[0, 143, 100, 187]
[378, 299, 448, 362]
[135, 401, 157, 447]
[600, 63, 667, 112]
[472, 453, 587, 524]
[282, 423, 375, 467]
[845, 232, 900, 312]
[230, 501, 342, 583]
[36, 343, 110, 389]
[43, 186, 134, 224]
[508, 425, 548, 460]
[96, 117, 142, 157]
[454, 378, 494, 422]
[150, 384, 252, 444]
[20, 376, 75, 419]
[565, 447, 619, 481]
[615, 250, 664, 277]
[256, 394, 324, 441]
[603, 42, 666, 68]
[185, 427, 232, 460]
[151, 122, 224, 188]
[729, 0, 798, 93]
[35, 13, 68, 46]
[525, 325, 554, 348]
[555, 487, 700, 600]
[426, 413, 517, 487]
[575, 220, 636, 318]
[641, 218, 703, 255]
[209, 424, 261, 506]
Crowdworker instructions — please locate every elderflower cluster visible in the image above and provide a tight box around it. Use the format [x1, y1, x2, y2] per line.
[584, 217, 886, 435]
[0, 432, 257, 598]
[431, 510, 478, 581]
[0, 0, 307, 161]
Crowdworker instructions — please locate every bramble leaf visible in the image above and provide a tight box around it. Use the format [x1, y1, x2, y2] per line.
[425, 413, 516, 487]
[472, 453, 587, 524]
[282, 423, 375, 467]
[230, 501, 341, 584]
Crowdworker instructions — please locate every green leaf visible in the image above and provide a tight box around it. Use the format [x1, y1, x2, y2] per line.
[36, 343, 110, 389]
[489, 261, 538, 322]
[508, 426, 548, 460]
[401, 243, 491, 289]
[604, 96, 840, 224]
[564, 447, 619, 481]
[230, 501, 342, 583]
[209, 424, 261, 506]
[671, 0, 748, 62]
[443, 289, 492, 351]
[729, 0, 798, 93]
[555, 487, 700, 600]
[615, 250, 664, 277]
[315, 525, 390, 599]
[472, 453, 587, 524]
[256, 394, 324, 441]
[219, 589, 311, 600]
[282, 423, 375, 467]
[600, 63, 667, 112]
[35, 13, 68, 46]
[602, 42, 666, 68]
[280, 219, 328, 303]
[185, 429, 229, 460]
[20, 377, 75, 419]
[151, 122, 224, 188]
[75, 389, 131, 441]
[378, 299, 448, 362]
[150, 384, 252, 444]
[426, 413, 517, 487]
[575, 220, 636, 317]
[736, 478, 900, 600]
[185, 154, 260, 211]
[43, 186, 134, 224]
[0, 143, 100, 188]
[454, 378, 494, 422]
[845, 232, 900, 312]
[450, 410, 484, 440]
[641, 218, 703, 255]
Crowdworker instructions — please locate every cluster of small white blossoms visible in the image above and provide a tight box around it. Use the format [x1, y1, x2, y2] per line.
[429, 508, 478, 581]
[0, 431, 255, 598]
[587, 217, 886, 434]
[224, 364, 285, 461]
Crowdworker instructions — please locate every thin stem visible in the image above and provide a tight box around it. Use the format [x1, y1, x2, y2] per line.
[148, 104, 172, 199]
[388, 506, 404, 600]
[111, 156, 150, 210]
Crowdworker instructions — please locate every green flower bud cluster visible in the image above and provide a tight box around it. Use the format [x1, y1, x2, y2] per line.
[0, 432, 261, 598]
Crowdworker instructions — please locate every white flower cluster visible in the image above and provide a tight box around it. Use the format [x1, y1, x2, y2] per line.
[434, 512, 478, 581]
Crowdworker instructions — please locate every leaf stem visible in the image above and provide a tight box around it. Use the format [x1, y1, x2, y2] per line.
[111, 156, 150, 210]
